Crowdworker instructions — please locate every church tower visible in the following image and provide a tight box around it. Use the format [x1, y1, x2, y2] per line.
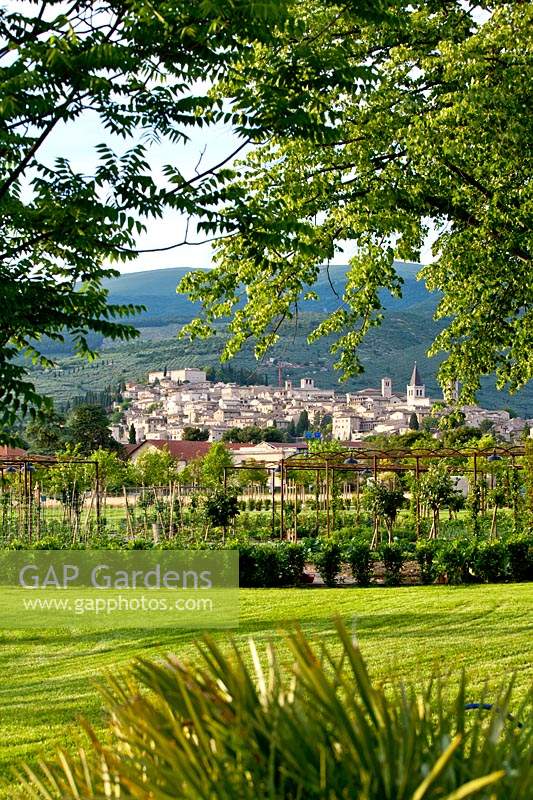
[407, 362, 425, 402]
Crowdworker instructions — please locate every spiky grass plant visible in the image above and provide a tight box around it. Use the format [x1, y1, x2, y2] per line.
[20, 620, 531, 799]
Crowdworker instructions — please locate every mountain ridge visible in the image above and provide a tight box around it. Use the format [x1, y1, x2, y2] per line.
[30, 263, 532, 417]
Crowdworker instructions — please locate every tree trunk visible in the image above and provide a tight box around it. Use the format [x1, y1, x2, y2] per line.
[490, 504, 498, 538]
[371, 516, 380, 549]
[123, 486, 133, 537]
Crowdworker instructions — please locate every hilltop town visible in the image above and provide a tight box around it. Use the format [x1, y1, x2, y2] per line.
[112, 364, 531, 448]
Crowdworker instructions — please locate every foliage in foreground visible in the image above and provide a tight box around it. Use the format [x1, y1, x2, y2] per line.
[20, 621, 532, 799]
[182, 1, 533, 402]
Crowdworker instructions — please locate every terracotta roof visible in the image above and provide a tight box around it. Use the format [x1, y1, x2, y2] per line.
[0, 445, 28, 459]
[127, 439, 306, 462]
[127, 440, 213, 461]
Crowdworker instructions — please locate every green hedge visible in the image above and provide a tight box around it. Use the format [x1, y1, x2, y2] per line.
[2, 532, 531, 588]
[419, 534, 533, 585]
[236, 542, 306, 587]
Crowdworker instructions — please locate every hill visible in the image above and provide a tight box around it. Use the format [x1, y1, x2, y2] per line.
[29, 263, 532, 416]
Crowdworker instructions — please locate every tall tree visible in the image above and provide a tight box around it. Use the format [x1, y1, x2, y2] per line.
[0, 0, 287, 440]
[409, 413, 420, 432]
[182, 427, 210, 441]
[66, 404, 117, 455]
[24, 408, 65, 454]
[133, 447, 177, 488]
[181, 1, 532, 403]
[201, 442, 234, 490]
[261, 427, 286, 443]
[295, 410, 310, 437]
[128, 424, 137, 445]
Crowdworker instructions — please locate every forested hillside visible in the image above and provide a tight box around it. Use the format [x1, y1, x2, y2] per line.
[30, 264, 532, 416]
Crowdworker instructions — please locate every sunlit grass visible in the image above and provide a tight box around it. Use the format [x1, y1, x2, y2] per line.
[0, 584, 531, 797]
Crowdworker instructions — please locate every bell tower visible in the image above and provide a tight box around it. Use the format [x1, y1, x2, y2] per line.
[407, 362, 425, 402]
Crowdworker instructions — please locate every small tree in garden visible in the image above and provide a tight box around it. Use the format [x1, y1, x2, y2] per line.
[201, 442, 234, 490]
[507, 468, 525, 533]
[487, 486, 506, 538]
[236, 461, 268, 492]
[90, 449, 127, 495]
[204, 489, 239, 542]
[43, 445, 91, 537]
[128, 424, 137, 445]
[131, 448, 183, 536]
[524, 439, 533, 528]
[132, 448, 177, 488]
[447, 491, 465, 520]
[89, 449, 128, 528]
[362, 481, 405, 548]
[467, 483, 482, 536]
[418, 463, 455, 539]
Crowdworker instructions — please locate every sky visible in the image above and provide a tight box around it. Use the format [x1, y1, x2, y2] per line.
[39, 110, 243, 273]
[40, 112, 437, 275]
[21, 0, 439, 277]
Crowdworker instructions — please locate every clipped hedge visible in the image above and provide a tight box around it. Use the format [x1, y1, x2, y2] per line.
[236, 542, 306, 588]
[2, 531, 531, 588]
[345, 540, 372, 587]
[381, 542, 405, 586]
[313, 540, 343, 587]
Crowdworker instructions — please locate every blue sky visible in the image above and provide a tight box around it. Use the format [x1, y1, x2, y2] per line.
[39, 109, 438, 276]
[39, 110, 243, 273]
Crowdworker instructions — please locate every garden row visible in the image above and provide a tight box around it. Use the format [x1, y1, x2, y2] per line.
[236, 534, 533, 587]
[5, 532, 531, 587]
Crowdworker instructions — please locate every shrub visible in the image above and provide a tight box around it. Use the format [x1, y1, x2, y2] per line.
[381, 542, 404, 586]
[253, 545, 280, 586]
[236, 543, 305, 587]
[277, 543, 305, 585]
[345, 540, 372, 586]
[473, 540, 508, 583]
[295, 515, 320, 537]
[416, 539, 438, 584]
[434, 539, 475, 584]
[506, 535, 533, 582]
[234, 542, 256, 587]
[126, 537, 154, 550]
[22, 621, 530, 800]
[236, 543, 279, 587]
[313, 540, 342, 586]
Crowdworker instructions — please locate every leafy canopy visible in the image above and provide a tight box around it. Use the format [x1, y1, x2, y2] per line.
[0, 0, 287, 441]
[180, 1, 532, 403]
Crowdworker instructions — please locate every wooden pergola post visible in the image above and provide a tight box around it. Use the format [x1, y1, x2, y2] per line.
[280, 459, 285, 540]
[415, 455, 420, 537]
[325, 458, 330, 537]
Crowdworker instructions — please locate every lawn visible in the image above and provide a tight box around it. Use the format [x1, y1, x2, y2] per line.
[0, 584, 531, 797]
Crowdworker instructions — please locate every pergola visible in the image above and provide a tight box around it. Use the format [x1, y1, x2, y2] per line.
[278, 444, 525, 538]
[0, 454, 101, 539]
